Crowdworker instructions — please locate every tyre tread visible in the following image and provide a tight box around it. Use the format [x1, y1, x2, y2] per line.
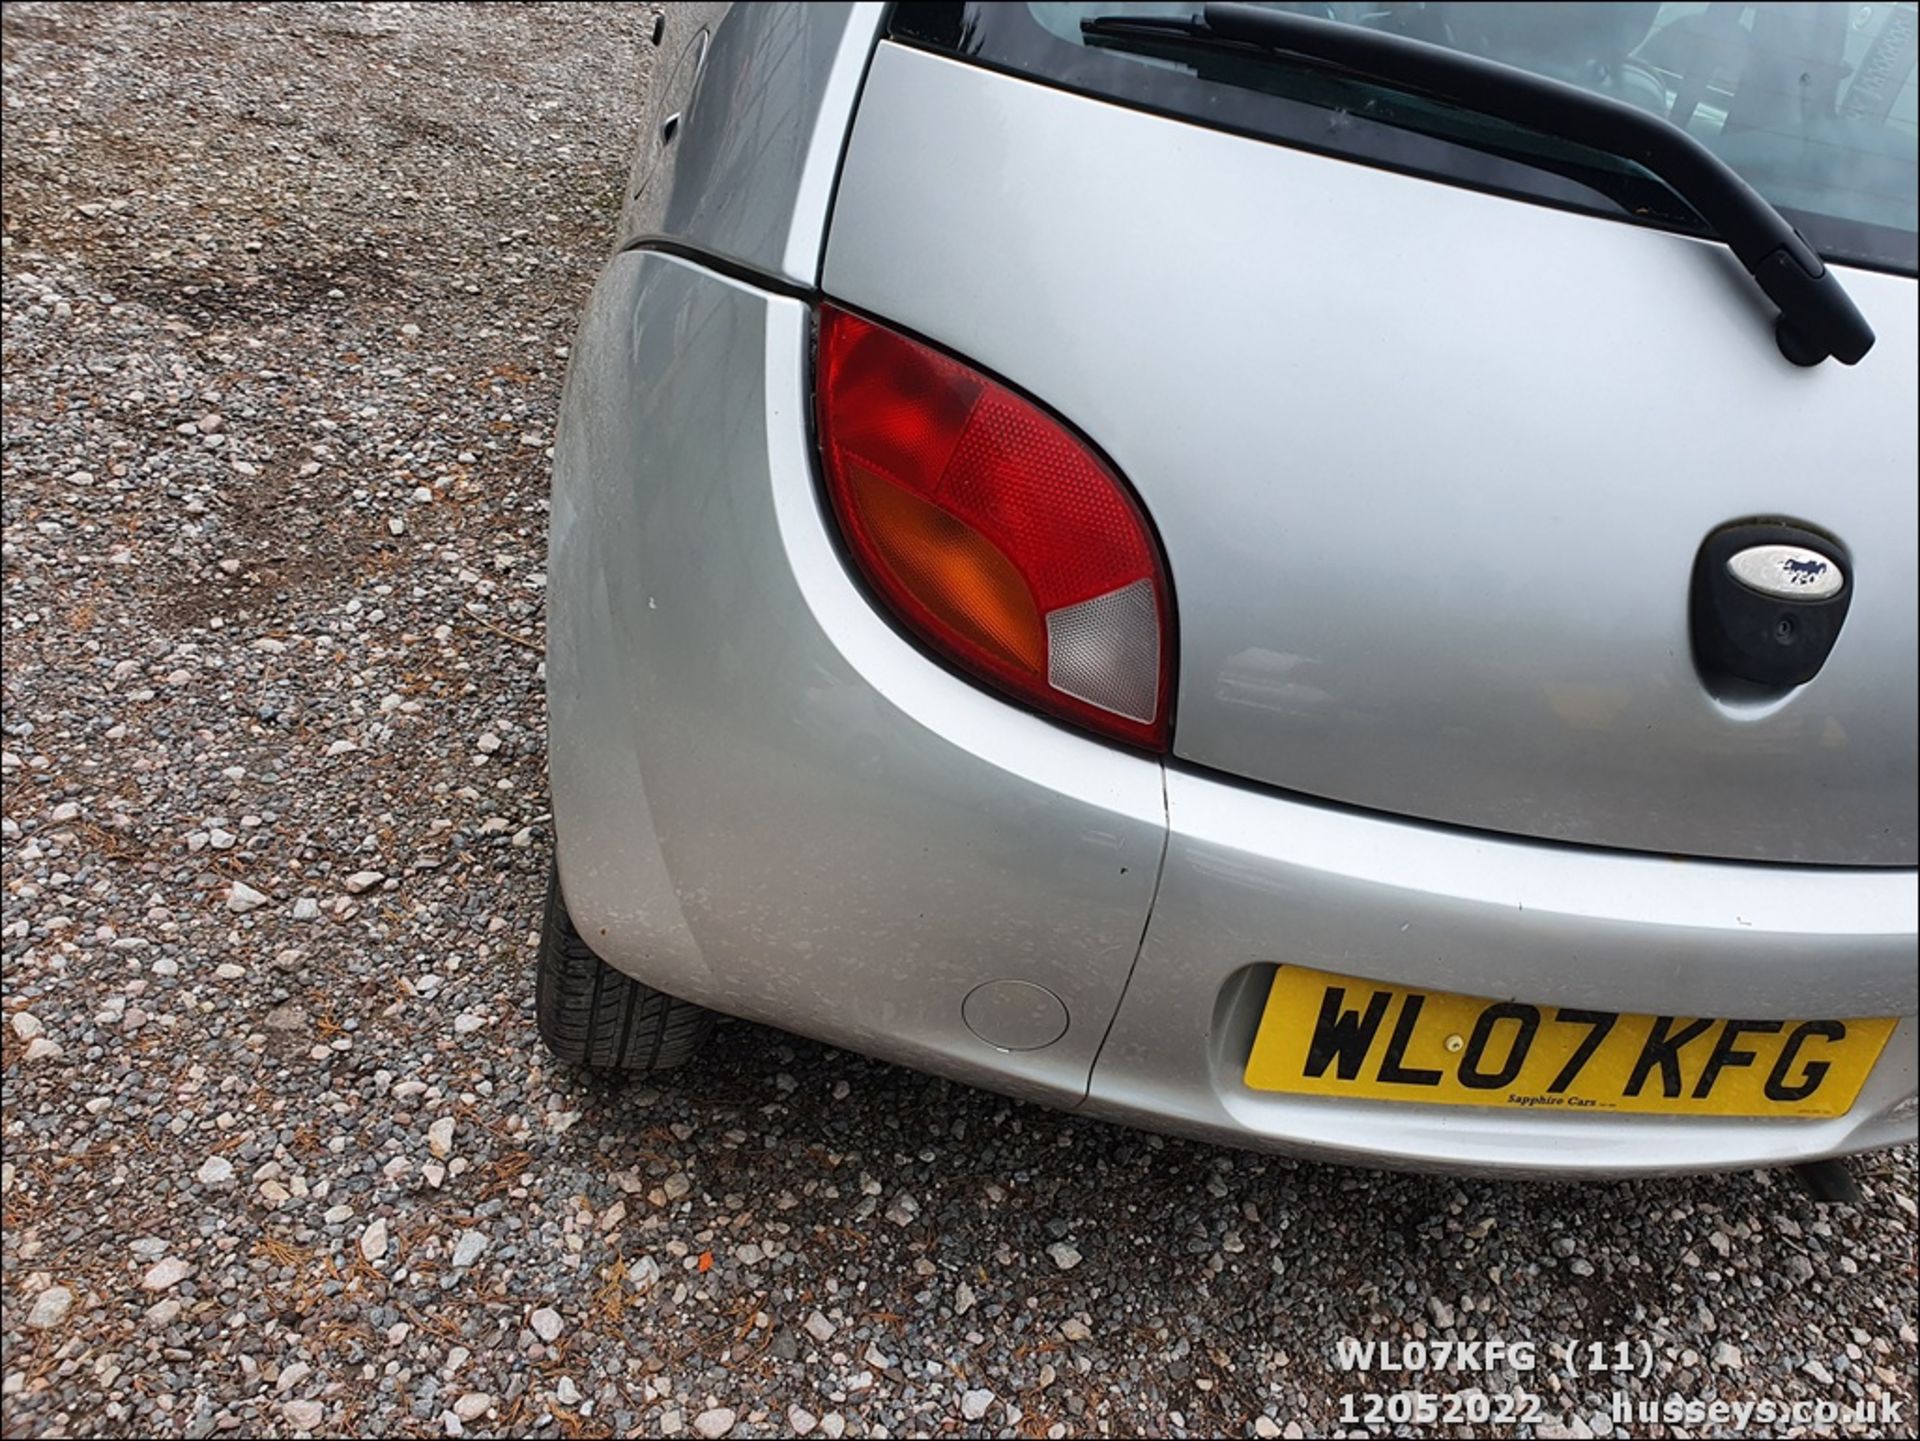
[536, 862, 712, 1071]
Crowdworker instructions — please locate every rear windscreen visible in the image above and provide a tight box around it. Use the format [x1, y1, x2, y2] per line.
[890, 2, 1920, 273]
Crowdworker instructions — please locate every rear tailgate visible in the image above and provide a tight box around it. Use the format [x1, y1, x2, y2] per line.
[821, 35, 1918, 866]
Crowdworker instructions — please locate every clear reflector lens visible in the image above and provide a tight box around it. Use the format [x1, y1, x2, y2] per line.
[1046, 579, 1160, 723]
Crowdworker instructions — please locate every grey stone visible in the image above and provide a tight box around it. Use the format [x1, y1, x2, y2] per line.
[26, 1287, 73, 1329]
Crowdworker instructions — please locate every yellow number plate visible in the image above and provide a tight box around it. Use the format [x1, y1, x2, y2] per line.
[1243, 967, 1895, 1118]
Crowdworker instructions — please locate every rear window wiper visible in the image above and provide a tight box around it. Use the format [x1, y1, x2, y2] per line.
[1081, 2, 1875, 367]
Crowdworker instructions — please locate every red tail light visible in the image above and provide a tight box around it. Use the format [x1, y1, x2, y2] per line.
[814, 306, 1171, 750]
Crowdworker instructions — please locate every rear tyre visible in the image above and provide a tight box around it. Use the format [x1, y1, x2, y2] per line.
[536, 859, 713, 1071]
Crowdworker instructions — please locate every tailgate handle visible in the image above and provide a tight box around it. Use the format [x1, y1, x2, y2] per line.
[1691, 521, 1852, 691]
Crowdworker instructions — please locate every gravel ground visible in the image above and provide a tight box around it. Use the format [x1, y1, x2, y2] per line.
[2, 4, 1917, 1439]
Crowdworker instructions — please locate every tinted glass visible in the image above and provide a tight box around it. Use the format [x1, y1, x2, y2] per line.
[891, 2, 1919, 272]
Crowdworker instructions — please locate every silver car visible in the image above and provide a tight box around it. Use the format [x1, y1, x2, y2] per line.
[542, 1, 1918, 1175]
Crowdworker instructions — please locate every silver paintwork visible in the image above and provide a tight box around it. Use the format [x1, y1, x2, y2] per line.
[1085, 767, 1917, 1175]
[823, 44, 1919, 866]
[619, 1, 884, 284]
[1728, 544, 1847, 600]
[548, 252, 1165, 1112]
[547, 251, 1916, 1175]
[962, 980, 1072, 1052]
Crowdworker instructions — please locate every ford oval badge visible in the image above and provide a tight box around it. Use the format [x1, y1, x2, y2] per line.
[1726, 543, 1846, 601]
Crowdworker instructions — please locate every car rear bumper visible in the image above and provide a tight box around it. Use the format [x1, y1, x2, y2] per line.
[548, 251, 1918, 1177]
[1088, 768, 1917, 1176]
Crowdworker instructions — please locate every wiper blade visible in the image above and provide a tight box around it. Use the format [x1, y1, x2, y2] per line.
[1081, 3, 1875, 367]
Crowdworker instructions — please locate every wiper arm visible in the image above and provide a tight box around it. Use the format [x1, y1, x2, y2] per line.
[1081, 3, 1875, 367]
